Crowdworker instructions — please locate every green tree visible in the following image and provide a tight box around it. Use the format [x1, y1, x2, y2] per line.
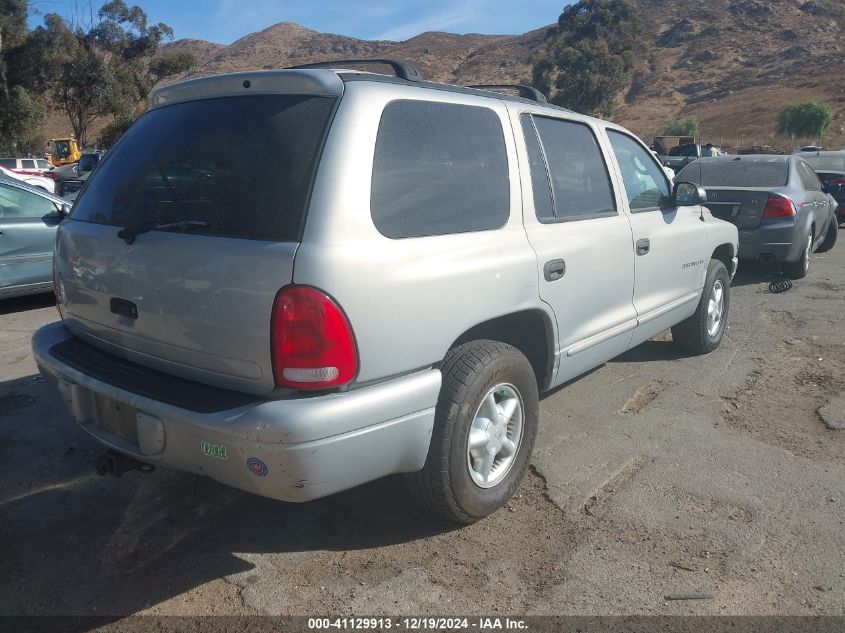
[0, 0, 49, 153]
[531, 0, 649, 116]
[776, 101, 834, 139]
[55, 49, 119, 146]
[28, 1, 193, 144]
[663, 117, 700, 138]
[149, 52, 196, 83]
[96, 115, 132, 147]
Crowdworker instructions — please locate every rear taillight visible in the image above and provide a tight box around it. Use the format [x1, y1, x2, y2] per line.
[762, 196, 796, 219]
[271, 286, 357, 389]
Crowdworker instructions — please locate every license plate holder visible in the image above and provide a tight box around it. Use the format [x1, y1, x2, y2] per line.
[93, 394, 139, 443]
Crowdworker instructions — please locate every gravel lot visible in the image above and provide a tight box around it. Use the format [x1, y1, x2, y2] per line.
[1, 247, 844, 617]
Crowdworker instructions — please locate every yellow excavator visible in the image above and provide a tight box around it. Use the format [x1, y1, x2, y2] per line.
[46, 137, 82, 166]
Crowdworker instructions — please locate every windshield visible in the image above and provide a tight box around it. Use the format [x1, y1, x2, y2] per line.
[70, 94, 335, 241]
[677, 160, 789, 188]
[53, 141, 70, 159]
[802, 154, 845, 172]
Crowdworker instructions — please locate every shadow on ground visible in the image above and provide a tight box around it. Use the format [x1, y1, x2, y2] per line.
[0, 374, 460, 623]
[0, 293, 55, 315]
[729, 259, 788, 288]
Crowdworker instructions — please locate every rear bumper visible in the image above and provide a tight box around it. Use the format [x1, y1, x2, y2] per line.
[33, 322, 440, 502]
[737, 220, 806, 263]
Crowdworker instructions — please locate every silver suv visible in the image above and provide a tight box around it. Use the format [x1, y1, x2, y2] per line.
[33, 60, 739, 523]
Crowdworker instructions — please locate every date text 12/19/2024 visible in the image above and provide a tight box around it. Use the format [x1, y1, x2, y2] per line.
[308, 618, 529, 630]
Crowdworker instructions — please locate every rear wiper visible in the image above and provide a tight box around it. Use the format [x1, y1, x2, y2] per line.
[117, 220, 211, 245]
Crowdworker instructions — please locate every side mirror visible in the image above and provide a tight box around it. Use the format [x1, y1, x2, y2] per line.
[48, 202, 71, 219]
[673, 181, 707, 206]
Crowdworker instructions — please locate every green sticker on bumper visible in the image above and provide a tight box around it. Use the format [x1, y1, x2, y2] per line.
[201, 441, 228, 460]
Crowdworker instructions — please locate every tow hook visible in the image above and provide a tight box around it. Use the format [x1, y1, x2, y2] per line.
[95, 450, 155, 478]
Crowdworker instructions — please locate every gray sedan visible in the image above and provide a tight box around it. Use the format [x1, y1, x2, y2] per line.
[0, 175, 69, 299]
[676, 155, 838, 279]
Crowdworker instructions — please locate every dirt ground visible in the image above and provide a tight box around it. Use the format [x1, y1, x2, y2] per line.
[1, 245, 844, 619]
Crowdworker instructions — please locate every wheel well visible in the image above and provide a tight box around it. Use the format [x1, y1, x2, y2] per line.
[450, 310, 554, 391]
[712, 243, 734, 271]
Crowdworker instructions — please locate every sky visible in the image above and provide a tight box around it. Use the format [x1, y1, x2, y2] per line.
[27, 0, 571, 44]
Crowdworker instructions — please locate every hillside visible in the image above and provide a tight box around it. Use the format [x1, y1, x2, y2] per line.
[48, 0, 845, 149]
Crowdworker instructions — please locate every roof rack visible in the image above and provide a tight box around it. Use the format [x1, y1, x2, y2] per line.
[466, 84, 547, 103]
[287, 59, 423, 82]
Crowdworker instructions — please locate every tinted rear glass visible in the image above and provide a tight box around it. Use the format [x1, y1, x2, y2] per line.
[371, 100, 509, 239]
[802, 154, 845, 172]
[669, 143, 697, 157]
[71, 95, 335, 241]
[0, 159, 16, 169]
[77, 154, 99, 172]
[677, 160, 789, 187]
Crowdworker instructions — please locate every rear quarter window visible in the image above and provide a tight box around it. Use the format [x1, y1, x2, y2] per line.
[371, 100, 509, 239]
[70, 95, 336, 241]
[0, 159, 16, 169]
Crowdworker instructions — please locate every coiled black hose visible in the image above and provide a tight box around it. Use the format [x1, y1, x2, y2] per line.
[769, 279, 793, 294]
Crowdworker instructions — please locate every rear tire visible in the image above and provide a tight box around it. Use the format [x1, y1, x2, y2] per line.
[671, 259, 730, 355]
[407, 340, 539, 524]
[783, 228, 812, 279]
[816, 218, 837, 253]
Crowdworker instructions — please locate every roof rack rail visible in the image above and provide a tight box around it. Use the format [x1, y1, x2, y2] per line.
[466, 84, 547, 103]
[287, 59, 423, 82]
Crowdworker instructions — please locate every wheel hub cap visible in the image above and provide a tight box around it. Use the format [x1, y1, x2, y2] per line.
[707, 279, 725, 338]
[467, 384, 524, 488]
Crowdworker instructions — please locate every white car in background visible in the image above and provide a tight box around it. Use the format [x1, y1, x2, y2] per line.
[0, 165, 56, 194]
[0, 157, 56, 175]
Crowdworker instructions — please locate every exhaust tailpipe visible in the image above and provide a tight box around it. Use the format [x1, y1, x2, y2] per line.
[95, 450, 155, 478]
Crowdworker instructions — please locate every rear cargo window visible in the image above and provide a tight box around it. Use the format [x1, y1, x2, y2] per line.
[0, 159, 15, 169]
[70, 95, 335, 241]
[677, 160, 789, 188]
[371, 100, 509, 239]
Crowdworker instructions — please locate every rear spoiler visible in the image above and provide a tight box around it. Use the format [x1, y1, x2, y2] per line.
[149, 70, 344, 109]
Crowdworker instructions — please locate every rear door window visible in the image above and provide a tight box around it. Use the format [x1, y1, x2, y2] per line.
[528, 115, 616, 221]
[371, 100, 509, 238]
[21, 159, 35, 169]
[70, 95, 336, 241]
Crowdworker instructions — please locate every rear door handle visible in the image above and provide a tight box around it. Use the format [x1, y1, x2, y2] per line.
[543, 259, 566, 282]
[636, 238, 650, 256]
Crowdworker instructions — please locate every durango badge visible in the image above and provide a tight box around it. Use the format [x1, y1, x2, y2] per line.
[247, 457, 268, 477]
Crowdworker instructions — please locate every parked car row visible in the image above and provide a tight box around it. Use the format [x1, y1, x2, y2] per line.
[0, 165, 56, 194]
[4, 60, 842, 524]
[0, 151, 104, 197]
